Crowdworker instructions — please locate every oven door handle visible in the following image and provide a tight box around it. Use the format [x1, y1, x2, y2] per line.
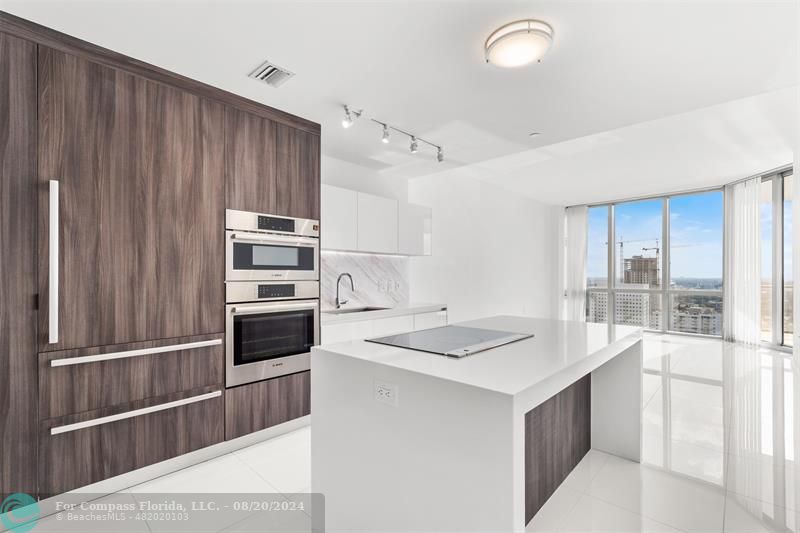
[231, 302, 319, 315]
[230, 233, 319, 246]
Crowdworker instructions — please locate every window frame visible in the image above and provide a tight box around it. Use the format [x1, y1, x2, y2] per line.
[585, 188, 725, 337]
[761, 169, 793, 349]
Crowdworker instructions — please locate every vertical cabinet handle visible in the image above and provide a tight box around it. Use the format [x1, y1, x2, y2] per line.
[49, 180, 59, 344]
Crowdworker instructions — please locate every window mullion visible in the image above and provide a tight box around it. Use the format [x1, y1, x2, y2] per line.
[773, 175, 784, 346]
[608, 204, 616, 326]
[662, 197, 670, 332]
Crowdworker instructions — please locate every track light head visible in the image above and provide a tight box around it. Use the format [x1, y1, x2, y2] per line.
[341, 105, 361, 129]
[437, 147, 444, 163]
[381, 124, 390, 144]
[410, 136, 418, 154]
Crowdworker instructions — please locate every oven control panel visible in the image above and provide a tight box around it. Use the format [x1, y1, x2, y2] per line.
[258, 284, 295, 299]
[258, 215, 295, 233]
[226, 280, 319, 304]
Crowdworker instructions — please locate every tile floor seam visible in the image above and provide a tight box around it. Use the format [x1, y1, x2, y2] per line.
[587, 492, 692, 533]
[231, 453, 288, 498]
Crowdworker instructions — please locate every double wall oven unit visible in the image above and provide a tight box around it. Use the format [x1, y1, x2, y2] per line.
[225, 210, 320, 388]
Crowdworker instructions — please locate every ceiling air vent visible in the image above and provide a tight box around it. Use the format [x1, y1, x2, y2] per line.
[248, 60, 294, 88]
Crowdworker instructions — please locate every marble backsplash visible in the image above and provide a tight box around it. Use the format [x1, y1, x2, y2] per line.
[320, 252, 409, 311]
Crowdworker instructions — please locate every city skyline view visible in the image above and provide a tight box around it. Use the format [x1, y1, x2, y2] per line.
[585, 182, 793, 342]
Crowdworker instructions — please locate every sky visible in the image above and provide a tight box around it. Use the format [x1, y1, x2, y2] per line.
[587, 186, 793, 283]
[588, 194, 724, 281]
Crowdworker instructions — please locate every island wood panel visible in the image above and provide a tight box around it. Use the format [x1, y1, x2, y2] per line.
[0, 11, 319, 135]
[225, 371, 310, 440]
[37, 46, 224, 351]
[275, 123, 321, 220]
[39, 386, 223, 496]
[0, 31, 38, 500]
[524, 374, 591, 523]
[39, 334, 224, 419]
[224, 107, 278, 214]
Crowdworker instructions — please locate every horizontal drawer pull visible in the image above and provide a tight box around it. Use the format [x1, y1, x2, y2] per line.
[50, 391, 222, 435]
[50, 339, 222, 367]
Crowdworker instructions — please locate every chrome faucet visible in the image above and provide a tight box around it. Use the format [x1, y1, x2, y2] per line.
[335, 273, 355, 309]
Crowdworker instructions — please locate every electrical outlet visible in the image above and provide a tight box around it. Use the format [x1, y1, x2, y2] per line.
[374, 381, 399, 406]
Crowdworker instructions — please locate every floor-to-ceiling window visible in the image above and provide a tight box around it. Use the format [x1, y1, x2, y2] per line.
[760, 169, 793, 347]
[586, 190, 724, 336]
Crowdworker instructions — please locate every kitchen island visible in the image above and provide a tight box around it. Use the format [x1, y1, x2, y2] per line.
[311, 316, 642, 532]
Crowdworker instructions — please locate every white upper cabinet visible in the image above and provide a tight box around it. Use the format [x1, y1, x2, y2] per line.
[321, 184, 358, 251]
[357, 192, 398, 253]
[320, 185, 431, 255]
[399, 203, 432, 256]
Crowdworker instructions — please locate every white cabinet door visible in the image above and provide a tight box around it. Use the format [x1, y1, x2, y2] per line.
[399, 203, 432, 256]
[357, 192, 398, 253]
[413, 311, 447, 331]
[321, 184, 358, 251]
[322, 322, 364, 344]
[371, 316, 414, 337]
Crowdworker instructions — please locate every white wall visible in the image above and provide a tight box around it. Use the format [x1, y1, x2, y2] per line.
[322, 155, 407, 201]
[408, 173, 562, 323]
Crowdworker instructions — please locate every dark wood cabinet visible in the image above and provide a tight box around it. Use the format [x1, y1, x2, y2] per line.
[525, 375, 591, 522]
[225, 107, 278, 214]
[0, 11, 321, 498]
[39, 387, 224, 496]
[225, 371, 311, 440]
[225, 111, 320, 220]
[276, 123, 321, 220]
[0, 31, 38, 500]
[39, 334, 224, 420]
[37, 47, 225, 352]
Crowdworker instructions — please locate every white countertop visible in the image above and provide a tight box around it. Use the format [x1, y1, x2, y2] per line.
[320, 302, 447, 325]
[314, 315, 642, 395]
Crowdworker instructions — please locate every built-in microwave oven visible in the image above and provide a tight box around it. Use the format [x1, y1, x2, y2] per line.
[225, 209, 319, 282]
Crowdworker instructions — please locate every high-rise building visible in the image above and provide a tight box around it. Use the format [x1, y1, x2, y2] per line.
[671, 306, 722, 335]
[587, 283, 651, 326]
[623, 255, 658, 286]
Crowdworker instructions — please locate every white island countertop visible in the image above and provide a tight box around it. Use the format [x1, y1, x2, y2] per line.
[317, 315, 641, 397]
[312, 316, 644, 532]
[320, 302, 446, 324]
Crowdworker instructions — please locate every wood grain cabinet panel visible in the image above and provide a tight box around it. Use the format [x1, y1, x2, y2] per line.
[37, 47, 224, 351]
[0, 31, 38, 500]
[225, 371, 310, 440]
[276, 124, 320, 220]
[224, 107, 278, 214]
[39, 387, 224, 496]
[39, 334, 224, 419]
[524, 375, 590, 523]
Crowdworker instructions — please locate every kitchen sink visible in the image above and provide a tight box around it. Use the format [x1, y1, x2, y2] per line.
[323, 306, 390, 315]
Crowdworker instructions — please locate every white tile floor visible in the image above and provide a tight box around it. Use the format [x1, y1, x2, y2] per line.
[27, 333, 800, 532]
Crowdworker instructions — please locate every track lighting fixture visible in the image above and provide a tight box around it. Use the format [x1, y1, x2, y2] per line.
[343, 106, 445, 162]
[341, 105, 361, 129]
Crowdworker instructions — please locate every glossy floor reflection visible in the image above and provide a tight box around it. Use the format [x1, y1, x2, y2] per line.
[530, 332, 799, 532]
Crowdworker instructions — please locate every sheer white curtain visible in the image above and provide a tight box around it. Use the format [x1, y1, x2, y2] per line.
[723, 178, 760, 344]
[564, 206, 588, 322]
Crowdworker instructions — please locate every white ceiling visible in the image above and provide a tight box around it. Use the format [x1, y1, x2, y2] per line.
[5, 0, 797, 205]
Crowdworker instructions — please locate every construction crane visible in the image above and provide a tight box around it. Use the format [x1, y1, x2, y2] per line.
[605, 237, 659, 280]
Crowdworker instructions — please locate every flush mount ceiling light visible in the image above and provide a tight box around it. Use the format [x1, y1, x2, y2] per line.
[485, 19, 554, 68]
